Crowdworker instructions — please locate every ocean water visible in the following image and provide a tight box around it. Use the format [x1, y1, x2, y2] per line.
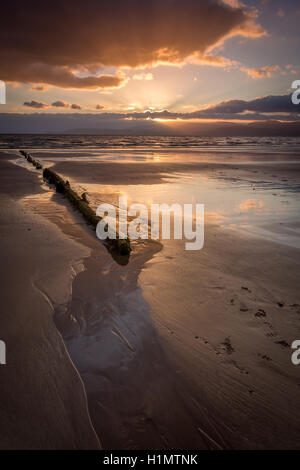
[1, 134, 300, 154]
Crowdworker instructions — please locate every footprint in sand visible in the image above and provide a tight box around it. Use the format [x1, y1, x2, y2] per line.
[263, 320, 278, 337]
[240, 305, 249, 312]
[195, 336, 209, 346]
[241, 286, 252, 293]
[266, 332, 277, 338]
[289, 303, 300, 314]
[221, 337, 235, 354]
[258, 353, 272, 362]
[274, 339, 289, 348]
[255, 309, 266, 318]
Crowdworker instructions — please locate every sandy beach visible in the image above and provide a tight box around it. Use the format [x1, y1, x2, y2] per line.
[2, 0, 300, 456]
[0, 144, 300, 449]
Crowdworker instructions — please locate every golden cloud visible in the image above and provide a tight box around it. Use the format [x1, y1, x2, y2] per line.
[0, 0, 265, 89]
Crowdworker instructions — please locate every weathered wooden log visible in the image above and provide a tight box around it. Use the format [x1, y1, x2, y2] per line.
[20, 150, 131, 256]
[43, 168, 131, 256]
[20, 150, 43, 169]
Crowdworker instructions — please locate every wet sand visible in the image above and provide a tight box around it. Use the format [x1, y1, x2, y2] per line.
[1, 149, 300, 449]
[0, 155, 100, 449]
[140, 233, 300, 449]
[32, 151, 300, 187]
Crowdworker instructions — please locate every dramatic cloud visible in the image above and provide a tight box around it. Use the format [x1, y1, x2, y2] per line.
[71, 104, 81, 110]
[23, 100, 49, 109]
[0, 0, 264, 89]
[95, 105, 105, 110]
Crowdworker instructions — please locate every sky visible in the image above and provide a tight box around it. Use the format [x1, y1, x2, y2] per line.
[0, 0, 300, 134]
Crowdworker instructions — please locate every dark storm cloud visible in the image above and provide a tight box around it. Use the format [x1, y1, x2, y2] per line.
[197, 94, 299, 115]
[23, 100, 48, 109]
[126, 94, 299, 120]
[0, 0, 263, 88]
[52, 101, 69, 108]
[51, 101, 81, 109]
[25, 100, 83, 109]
